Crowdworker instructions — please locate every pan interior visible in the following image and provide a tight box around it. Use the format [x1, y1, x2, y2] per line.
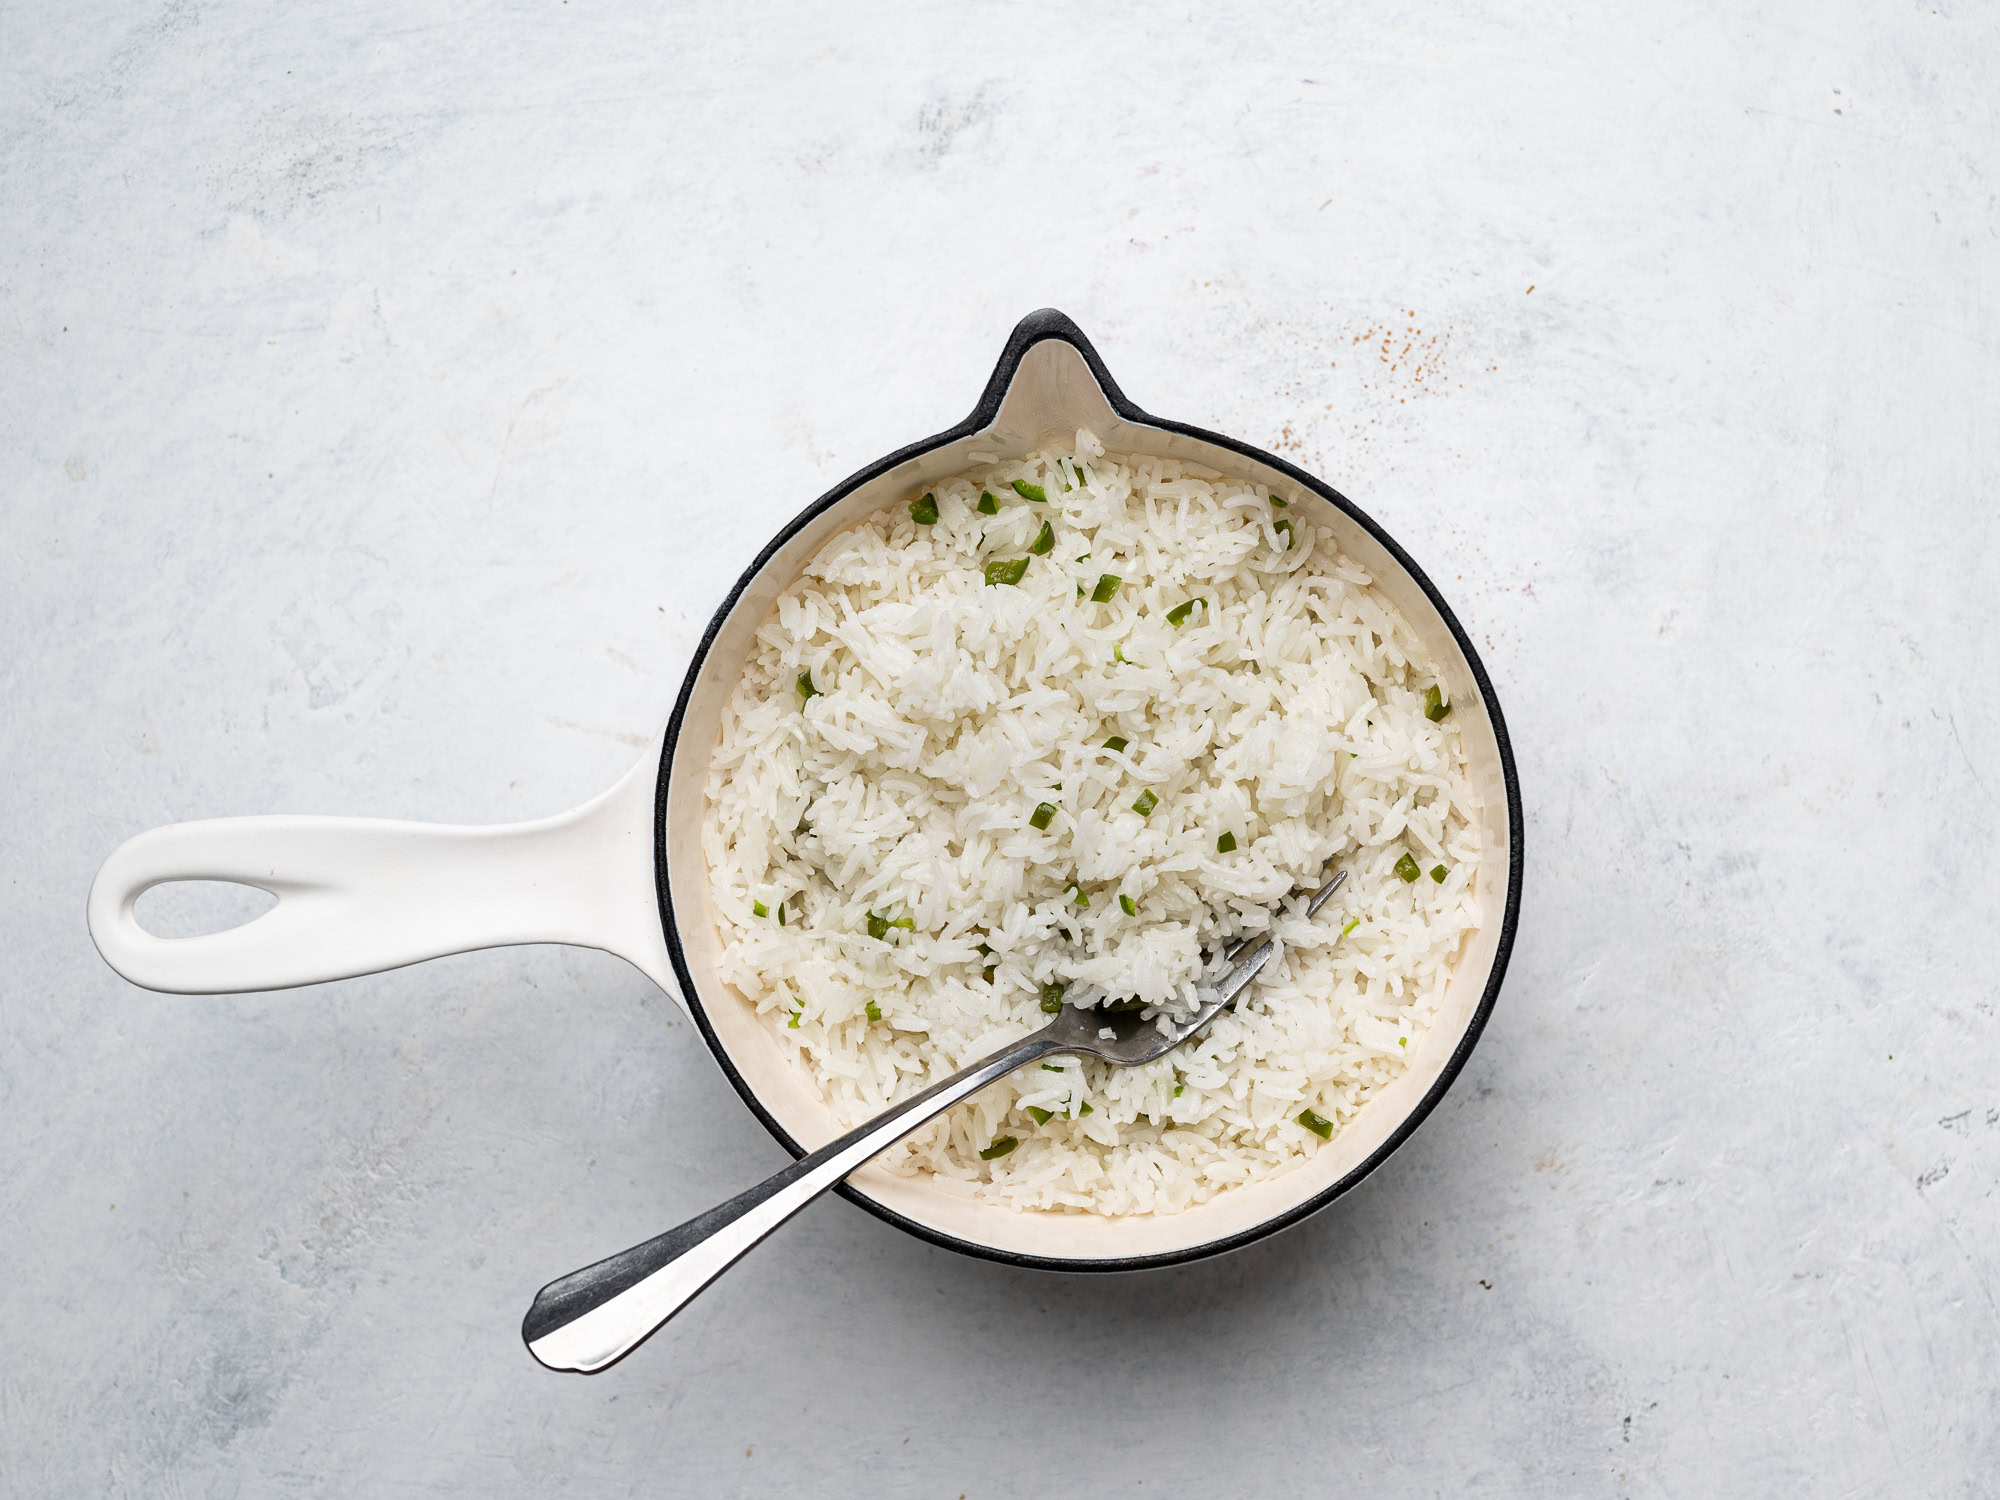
[660, 338, 1513, 1263]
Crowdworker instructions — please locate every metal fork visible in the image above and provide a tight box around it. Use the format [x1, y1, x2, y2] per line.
[521, 865, 1349, 1372]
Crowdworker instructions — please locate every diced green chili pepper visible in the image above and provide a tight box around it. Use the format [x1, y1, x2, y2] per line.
[1026, 1107, 1053, 1125]
[1216, 832, 1236, 853]
[890, 915, 914, 930]
[866, 910, 888, 939]
[1103, 735, 1128, 752]
[1075, 554, 1091, 562]
[1173, 1083, 1184, 1097]
[1113, 643, 1128, 663]
[1073, 1103, 1094, 1117]
[1165, 598, 1205, 626]
[797, 669, 818, 701]
[1341, 917, 1360, 938]
[1269, 494, 1288, 507]
[1011, 479, 1046, 502]
[1274, 516, 1294, 550]
[1299, 1108, 1333, 1139]
[1042, 1063, 1064, 1072]
[1424, 685, 1451, 721]
[1394, 852, 1421, 882]
[984, 557, 1030, 586]
[1132, 789, 1159, 817]
[1090, 574, 1121, 603]
[1040, 982, 1066, 1013]
[1030, 802, 1056, 830]
[979, 1136, 1019, 1160]
[910, 492, 938, 525]
[752, 900, 768, 918]
[1029, 520, 1054, 555]
[1074, 465, 1088, 488]
[977, 490, 1000, 514]
[983, 965, 996, 982]
[1119, 894, 1137, 916]
[788, 1007, 802, 1029]
[865, 1000, 882, 1022]
[778, 903, 786, 926]
[1431, 864, 1448, 883]
[976, 942, 991, 956]
[1063, 884, 1087, 907]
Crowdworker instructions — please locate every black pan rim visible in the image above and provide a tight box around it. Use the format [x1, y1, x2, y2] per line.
[654, 307, 1524, 1274]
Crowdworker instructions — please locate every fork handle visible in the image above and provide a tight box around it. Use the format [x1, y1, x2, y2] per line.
[522, 1027, 1066, 1372]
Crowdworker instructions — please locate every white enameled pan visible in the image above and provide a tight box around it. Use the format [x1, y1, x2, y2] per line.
[89, 309, 1523, 1271]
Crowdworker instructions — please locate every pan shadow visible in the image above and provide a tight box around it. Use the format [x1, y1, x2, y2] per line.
[796, 1086, 1487, 1379]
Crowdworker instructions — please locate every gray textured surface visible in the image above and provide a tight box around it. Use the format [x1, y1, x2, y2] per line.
[4, 2, 1997, 1493]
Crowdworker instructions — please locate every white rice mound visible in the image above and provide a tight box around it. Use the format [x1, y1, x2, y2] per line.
[702, 432, 1481, 1216]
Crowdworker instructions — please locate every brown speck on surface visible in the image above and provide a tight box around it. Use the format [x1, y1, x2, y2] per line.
[1526, 284, 1534, 294]
[1479, 1278, 1492, 1289]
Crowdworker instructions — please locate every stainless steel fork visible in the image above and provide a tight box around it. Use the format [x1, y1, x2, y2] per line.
[521, 865, 1349, 1372]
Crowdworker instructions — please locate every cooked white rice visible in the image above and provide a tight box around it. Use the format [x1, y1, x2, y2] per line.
[702, 432, 1481, 1216]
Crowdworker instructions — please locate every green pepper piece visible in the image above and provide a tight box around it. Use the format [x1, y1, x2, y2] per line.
[910, 491, 938, 525]
[1431, 864, 1448, 883]
[1165, 598, 1205, 626]
[1029, 520, 1054, 555]
[1119, 894, 1137, 916]
[1102, 735, 1128, 753]
[1090, 574, 1122, 603]
[1132, 789, 1158, 817]
[1029, 802, 1056, 830]
[1269, 494, 1289, 507]
[752, 900, 768, 918]
[1274, 516, 1294, 550]
[1299, 1108, 1333, 1139]
[977, 490, 1000, 514]
[797, 669, 818, 701]
[979, 1136, 1019, 1160]
[1040, 982, 1066, 1013]
[1026, 1106, 1053, 1125]
[1011, 478, 1046, 502]
[1424, 684, 1452, 721]
[865, 1000, 882, 1022]
[985, 557, 1030, 586]
[1394, 852, 1421, 883]
[1216, 832, 1236, 853]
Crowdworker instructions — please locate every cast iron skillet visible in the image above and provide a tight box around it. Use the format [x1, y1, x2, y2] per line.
[89, 308, 1522, 1274]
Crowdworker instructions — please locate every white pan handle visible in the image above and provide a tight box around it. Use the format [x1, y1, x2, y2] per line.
[87, 737, 673, 997]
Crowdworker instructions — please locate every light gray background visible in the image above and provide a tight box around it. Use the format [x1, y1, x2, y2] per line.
[4, 2, 1995, 1494]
